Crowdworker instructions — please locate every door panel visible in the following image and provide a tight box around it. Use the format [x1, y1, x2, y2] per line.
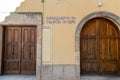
[81, 18, 119, 75]
[100, 38, 118, 74]
[101, 18, 119, 74]
[21, 27, 36, 74]
[4, 27, 21, 74]
[99, 19, 119, 74]
[3, 26, 36, 75]
[81, 19, 98, 74]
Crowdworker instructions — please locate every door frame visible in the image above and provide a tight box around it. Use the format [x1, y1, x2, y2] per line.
[75, 11, 120, 77]
[0, 13, 42, 80]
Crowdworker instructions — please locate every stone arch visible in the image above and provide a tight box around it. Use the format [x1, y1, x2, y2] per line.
[75, 11, 120, 75]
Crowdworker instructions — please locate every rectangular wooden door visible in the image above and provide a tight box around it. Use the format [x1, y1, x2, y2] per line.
[21, 27, 36, 74]
[3, 26, 36, 75]
[3, 27, 21, 74]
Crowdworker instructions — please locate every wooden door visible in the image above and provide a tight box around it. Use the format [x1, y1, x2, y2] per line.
[3, 27, 21, 74]
[21, 27, 36, 74]
[99, 19, 119, 74]
[3, 26, 36, 75]
[80, 19, 99, 74]
[80, 18, 119, 75]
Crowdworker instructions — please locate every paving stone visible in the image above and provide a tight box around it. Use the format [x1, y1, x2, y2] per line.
[0, 75, 120, 80]
[80, 75, 120, 80]
[0, 75, 35, 80]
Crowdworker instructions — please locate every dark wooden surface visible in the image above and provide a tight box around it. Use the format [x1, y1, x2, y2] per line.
[80, 18, 119, 75]
[3, 26, 36, 75]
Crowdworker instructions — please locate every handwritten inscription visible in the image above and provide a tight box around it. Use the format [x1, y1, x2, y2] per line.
[46, 16, 76, 24]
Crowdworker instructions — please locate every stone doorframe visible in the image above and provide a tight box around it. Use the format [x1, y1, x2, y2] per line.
[0, 12, 42, 80]
[75, 11, 120, 76]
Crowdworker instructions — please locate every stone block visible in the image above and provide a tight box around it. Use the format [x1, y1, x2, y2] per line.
[41, 65, 53, 80]
[64, 65, 77, 80]
[53, 65, 64, 80]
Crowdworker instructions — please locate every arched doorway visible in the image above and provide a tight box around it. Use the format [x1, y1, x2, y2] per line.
[80, 18, 120, 75]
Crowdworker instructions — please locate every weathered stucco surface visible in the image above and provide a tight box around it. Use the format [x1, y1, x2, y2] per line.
[15, 0, 120, 64]
[0, 12, 42, 80]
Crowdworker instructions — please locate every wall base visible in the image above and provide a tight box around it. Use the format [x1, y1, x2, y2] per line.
[41, 65, 80, 80]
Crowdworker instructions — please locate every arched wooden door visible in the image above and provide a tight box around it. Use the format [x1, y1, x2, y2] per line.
[80, 18, 120, 75]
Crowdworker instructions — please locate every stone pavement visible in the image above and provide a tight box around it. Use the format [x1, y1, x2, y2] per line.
[0, 75, 120, 80]
[0, 75, 35, 80]
[81, 75, 120, 80]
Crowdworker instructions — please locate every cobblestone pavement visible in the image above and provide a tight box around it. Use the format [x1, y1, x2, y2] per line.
[0, 75, 35, 80]
[81, 75, 120, 80]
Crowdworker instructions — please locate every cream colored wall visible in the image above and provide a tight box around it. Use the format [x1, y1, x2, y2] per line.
[42, 27, 52, 64]
[16, 0, 42, 12]
[16, 0, 120, 64]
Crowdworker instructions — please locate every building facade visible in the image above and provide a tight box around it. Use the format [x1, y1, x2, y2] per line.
[0, 0, 120, 80]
